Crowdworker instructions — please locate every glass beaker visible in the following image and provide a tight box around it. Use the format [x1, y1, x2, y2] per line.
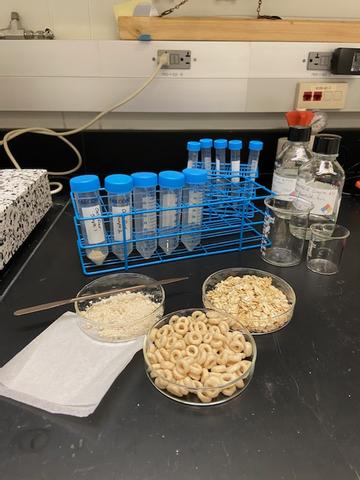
[307, 223, 350, 275]
[261, 195, 313, 267]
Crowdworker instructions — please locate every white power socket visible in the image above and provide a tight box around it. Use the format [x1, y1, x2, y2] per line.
[295, 82, 348, 109]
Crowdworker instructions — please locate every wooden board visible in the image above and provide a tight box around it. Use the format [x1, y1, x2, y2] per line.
[118, 17, 360, 42]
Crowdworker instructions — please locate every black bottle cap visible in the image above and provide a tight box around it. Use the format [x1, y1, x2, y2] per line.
[288, 126, 311, 142]
[313, 134, 342, 155]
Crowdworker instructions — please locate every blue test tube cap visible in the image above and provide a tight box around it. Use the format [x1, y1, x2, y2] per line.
[187, 141, 201, 152]
[249, 140, 264, 151]
[105, 174, 133, 194]
[229, 140, 243, 151]
[214, 139, 228, 149]
[131, 172, 157, 188]
[70, 174, 100, 193]
[159, 171, 185, 189]
[182, 168, 208, 185]
[199, 138, 213, 149]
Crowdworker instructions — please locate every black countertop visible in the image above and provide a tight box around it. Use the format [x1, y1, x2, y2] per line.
[0, 197, 359, 480]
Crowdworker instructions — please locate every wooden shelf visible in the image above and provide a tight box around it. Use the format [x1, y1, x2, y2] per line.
[118, 17, 360, 42]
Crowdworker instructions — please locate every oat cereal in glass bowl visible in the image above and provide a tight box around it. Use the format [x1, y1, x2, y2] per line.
[202, 268, 295, 335]
[143, 308, 257, 406]
[75, 273, 165, 343]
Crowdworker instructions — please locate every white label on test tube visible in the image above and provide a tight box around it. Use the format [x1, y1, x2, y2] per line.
[203, 155, 212, 171]
[112, 205, 132, 241]
[82, 205, 106, 244]
[142, 196, 156, 232]
[215, 157, 221, 174]
[188, 191, 203, 225]
[162, 193, 177, 227]
[231, 160, 240, 183]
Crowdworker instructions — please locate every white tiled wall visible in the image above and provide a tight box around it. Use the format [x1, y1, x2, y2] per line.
[1, 2, 360, 130]
[0, 1, 359, 40]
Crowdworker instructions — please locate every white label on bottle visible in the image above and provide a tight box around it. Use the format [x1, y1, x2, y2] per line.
[82, 205, 106, 244]
[215, 157, 221, 173]
[187, 159, 193, 169]
[203, 156, 212, 171]
[295, 179, 338, 216]
[112, 205, 132, 241]
[162, 193, 177, 228]
[271, 172, 297, 195]
[231, 160, 240, 183]
[188, 191, 203, 225]
[142, 196, 156, 232]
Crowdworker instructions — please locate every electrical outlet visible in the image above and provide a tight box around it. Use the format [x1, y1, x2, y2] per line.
[157, 50, 191, 69]
[295, 82, 348, 109]
[307, 52, 333, 71]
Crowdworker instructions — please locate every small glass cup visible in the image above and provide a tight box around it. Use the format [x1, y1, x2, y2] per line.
[261, 195, 313, 267]
[307, 223, 350, 275]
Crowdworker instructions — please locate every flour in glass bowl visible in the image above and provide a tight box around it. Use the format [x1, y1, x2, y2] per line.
[81, 291, 163, 341]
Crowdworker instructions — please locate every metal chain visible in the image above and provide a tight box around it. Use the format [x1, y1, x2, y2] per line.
[160, 0, 190, 17]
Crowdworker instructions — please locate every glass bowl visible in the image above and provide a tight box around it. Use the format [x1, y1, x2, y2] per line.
[202, 268, 296, 335]
[143, 308, 257, 406]
[75, 273, 165, 343]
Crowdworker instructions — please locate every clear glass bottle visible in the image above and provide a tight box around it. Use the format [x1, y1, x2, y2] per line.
[159, 171, 185, 255]
[295, 134, 345, 238]
[131, 172, 158, 259]
[70, 175, 108, 265]
[181, 168, 207, 251]
[272, 126, 312, 196]
[105, 174, 133, 261]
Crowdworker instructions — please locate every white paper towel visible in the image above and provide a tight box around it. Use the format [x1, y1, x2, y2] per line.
[0, 312, 143, 417]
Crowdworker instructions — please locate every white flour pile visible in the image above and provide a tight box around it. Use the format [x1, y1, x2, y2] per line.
[81, 291, 163, 341]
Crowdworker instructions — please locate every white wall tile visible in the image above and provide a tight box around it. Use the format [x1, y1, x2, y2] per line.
[48, 0, 91, 39]
[89, 0, 118, 40]
[0, 111, 64, 129]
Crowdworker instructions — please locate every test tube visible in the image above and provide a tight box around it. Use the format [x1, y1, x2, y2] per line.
[159, 171, 185, 255]
[105, 174, 133, 261]
[70, 175, 108, 265]
[187, 141, 201, 168]
[229, 139, 243, 188]
[181, 168, 207, 251]
[131, 172, 158, 259]
[247, 140, 264, 204]
[247, 140, 263, 177]
[214, 139, 228, 177]
[199, 138, 213, 171]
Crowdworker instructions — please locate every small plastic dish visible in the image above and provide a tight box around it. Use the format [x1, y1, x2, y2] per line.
[75, 273, 165, 343]
[143, 308, 257, 406]
[202, 268, 296, 335]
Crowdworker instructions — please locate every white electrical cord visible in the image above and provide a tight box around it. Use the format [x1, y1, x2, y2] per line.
[0, 54, 168, 194]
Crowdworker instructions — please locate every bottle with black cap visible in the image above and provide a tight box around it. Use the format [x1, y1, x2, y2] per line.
[295, 134, 345, 236]
[271, 126, 313, 195]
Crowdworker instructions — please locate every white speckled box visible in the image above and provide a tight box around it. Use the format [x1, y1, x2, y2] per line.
[0, 169, 52, 270]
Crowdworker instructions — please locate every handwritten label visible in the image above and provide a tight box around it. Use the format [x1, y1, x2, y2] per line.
[82, 205, 106, 244]
[112, 205, 132, 242]
[271, 172, 297, 195]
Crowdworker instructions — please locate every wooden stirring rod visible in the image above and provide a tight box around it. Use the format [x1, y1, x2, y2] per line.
[14, 276, 188, 316]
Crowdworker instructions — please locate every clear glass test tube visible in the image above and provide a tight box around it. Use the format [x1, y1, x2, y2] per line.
[131, 172, 158, 259]
[159, 171, 185, 255]
[187, 141, 201, 169]
[307, 223, 350, 275]
[181, 168, 208, 251]
[105, 174, 133, 261]
[70, 175, 108, 265]
[199, 138, 213, 172]
[229, 140, 242, 198]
